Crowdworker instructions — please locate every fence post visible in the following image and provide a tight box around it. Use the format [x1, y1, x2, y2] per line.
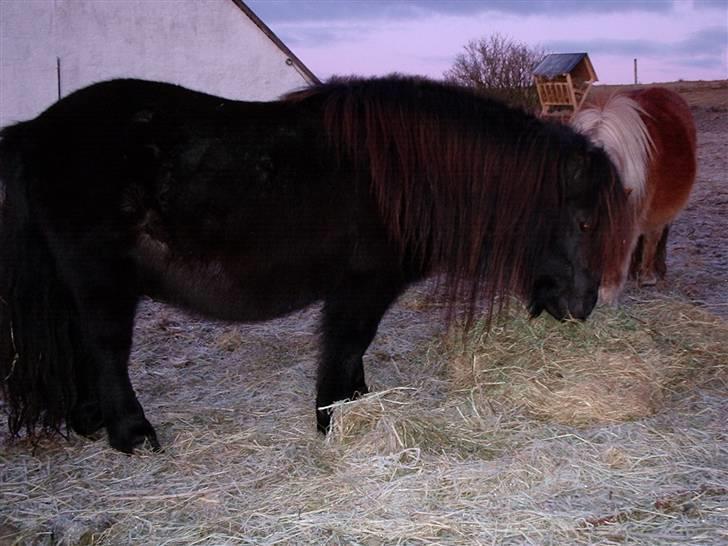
[56, 57, 62, 100]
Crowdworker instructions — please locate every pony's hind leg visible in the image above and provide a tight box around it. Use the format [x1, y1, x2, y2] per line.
[77, 285, 158, 453]
[316, 272, 406, 433]
[637, 225, 668, 287]
[54, 246, 159, 453]
[67, 345, 104, 437]
[654, 224, 670, 279]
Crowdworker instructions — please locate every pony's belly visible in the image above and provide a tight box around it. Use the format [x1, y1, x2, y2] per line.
[134, 236, 333, 322]
[641, 179, 694, 229]
[146, 261, 327, 322]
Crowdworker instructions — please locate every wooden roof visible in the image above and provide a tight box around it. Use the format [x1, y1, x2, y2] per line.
[533, 53, 596, 81]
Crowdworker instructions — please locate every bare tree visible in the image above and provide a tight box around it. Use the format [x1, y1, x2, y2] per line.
[444, 33, 546, 112]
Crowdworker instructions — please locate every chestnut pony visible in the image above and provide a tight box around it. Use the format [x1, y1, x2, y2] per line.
[0, 76, 629, 453]
[571, 87, 697, 303]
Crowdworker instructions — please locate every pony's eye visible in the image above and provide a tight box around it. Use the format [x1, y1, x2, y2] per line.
[579, 221, 591, 232]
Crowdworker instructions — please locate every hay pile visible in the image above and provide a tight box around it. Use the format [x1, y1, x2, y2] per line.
[1, 293, 726, 544]
[445, 298, 726, 426]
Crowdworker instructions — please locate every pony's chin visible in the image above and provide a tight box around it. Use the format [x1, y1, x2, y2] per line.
[529, 299, 567, 321]
[528, 301, 544, 319]
[545, 302, 569, 321]
[529, 297, 593, 322]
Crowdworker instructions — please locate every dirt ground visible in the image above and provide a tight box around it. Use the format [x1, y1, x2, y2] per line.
[662, 91, 728, 317]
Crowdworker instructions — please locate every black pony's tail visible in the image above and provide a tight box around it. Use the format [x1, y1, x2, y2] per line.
[0, 122, 79, 437]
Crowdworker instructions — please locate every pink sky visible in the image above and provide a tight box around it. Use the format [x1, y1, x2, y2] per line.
[249, 0, 728, 84]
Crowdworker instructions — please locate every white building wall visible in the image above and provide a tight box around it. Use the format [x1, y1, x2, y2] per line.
[0, 0, 314, 127]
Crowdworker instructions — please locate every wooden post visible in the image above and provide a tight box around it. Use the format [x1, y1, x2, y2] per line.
[633, 58, 637, 85]
[566, 73, 577, 111]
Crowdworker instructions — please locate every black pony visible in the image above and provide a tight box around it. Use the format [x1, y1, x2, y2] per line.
[0, 76, 630, 453]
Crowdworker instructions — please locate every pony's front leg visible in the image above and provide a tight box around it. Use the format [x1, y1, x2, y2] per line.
[600, 231, 640, 305]
[316, 273, 405, 433]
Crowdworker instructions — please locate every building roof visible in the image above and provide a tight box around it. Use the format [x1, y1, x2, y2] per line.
[533, 53, 589, 79]
[230, 0, 321, 85]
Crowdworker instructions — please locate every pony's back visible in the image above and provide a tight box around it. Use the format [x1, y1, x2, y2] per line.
[627, 87, 696, 225]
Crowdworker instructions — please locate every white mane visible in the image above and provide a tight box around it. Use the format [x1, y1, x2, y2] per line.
[571, 94, 654, 201]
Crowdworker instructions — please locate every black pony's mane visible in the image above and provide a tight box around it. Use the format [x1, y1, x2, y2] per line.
[287, 76, 626, 321]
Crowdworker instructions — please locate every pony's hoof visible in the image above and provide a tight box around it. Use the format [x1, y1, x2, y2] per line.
[315, 386, 369, 435]
[68, 401, 104, 437]
[316, 408, 332, 435]
[638, 273, 657, 287]
[107, 416, 160, 454]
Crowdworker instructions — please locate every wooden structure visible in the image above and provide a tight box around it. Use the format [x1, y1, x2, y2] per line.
[533, 53, 597, 119]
